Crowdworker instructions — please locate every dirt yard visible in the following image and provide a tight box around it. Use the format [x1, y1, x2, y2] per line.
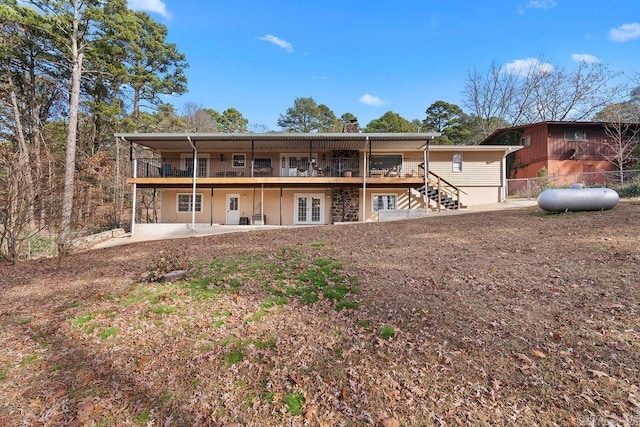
[1, 201, 639, 426]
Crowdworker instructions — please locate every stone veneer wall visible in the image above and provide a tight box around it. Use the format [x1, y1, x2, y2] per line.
[331, 187, 359, 222]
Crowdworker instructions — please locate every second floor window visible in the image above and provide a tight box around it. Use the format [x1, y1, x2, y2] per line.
[452, 153, 463, 172]
[232, 154, 246, 168]
[182, 155, 209, 176]
[564, 130, 587, 141]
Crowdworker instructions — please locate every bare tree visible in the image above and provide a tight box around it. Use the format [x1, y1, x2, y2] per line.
[601, 112, 640, 184]
[0, 147, 40, 263]
[182, 102, 217, 132]
[463, 57, 625, 140]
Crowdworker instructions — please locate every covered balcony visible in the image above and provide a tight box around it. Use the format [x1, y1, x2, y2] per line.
[133, 156, 425, 179]
[117, 132, 439, 188]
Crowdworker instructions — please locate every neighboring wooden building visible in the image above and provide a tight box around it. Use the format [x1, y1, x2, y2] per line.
[116, 132, 520, 231]
[480, 121, 638, 183]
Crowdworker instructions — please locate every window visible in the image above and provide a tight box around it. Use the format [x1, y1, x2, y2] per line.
[254, 158, 272, 168]
[520, 136, 531, 147]
[370, 154, 402, 170]
[177, 193, 202, 212]
[232, 154, 246, 168]
[564, 130, 587, 141]
[452, 153, 463, 172]
[372, 194, 397, 211]
[181, 154, 209, 176]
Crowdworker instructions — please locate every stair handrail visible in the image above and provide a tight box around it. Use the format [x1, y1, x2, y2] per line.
[426, 170, 467, 210]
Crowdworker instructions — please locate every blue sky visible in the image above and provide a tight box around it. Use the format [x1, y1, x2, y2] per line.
[127, 0, 640, 131]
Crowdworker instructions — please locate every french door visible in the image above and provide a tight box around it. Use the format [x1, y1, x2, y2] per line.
[294, 193, 323, 225]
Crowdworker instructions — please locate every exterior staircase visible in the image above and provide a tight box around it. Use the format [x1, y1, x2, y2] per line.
[416, 171, 467, 210]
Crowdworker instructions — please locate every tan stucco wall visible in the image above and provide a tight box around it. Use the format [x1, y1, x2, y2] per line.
[160, 188, 213, 224]
[159, 182, 505, 226]
[155, 148, 511, 225]
[161, 188, 333, 225]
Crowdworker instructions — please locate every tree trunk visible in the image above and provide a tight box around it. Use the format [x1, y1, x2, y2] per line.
[133, 84, 141, 131]
[59, 1, 84, 254]
[7, 67, 35, 232]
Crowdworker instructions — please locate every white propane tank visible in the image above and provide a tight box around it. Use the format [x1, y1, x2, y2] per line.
[537, 187, 619, 212]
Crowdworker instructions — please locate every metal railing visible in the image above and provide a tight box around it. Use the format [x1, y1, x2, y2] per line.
[135, 158, 426, 179]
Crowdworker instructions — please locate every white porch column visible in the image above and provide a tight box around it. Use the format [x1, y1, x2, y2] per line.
[423, 146, 429, 214]
[188, 136, 197, 229]
[361, 136, 369, 223]
[131, 155, 137, 235]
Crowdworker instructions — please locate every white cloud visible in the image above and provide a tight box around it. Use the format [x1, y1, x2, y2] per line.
[571, 53, 600, 63]
[526, 0, 557, 9]
[259, 35, 293, 53]
[128, 0, 171, 18]
[609, 23, 640, 42]
[503, 58, 554, 76]
[518, 0, 557, 14]
[359, 94, 386, 107]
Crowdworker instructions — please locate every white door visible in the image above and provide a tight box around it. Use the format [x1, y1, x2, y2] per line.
[226, 194, 240, 224]
[294, 193, 324, 225]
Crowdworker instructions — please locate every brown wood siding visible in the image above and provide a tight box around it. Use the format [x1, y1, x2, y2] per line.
[508, 123, 619, 179]
[547, 124, 608, 160]
[511, 123, 549, 168]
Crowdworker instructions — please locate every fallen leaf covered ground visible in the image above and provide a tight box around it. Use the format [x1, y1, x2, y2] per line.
[1, 201, 639, 426]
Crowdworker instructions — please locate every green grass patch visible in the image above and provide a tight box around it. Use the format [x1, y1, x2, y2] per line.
[149, 304, 178, 315]
[335, 300, 360, 311]
[163, 248, 361, 325]
[284, 392, 305, 416]
[0, 370, 7, 381]
[310, 241, 326, 248]
[19, 354, 38, 366]
[136, 410, 151, 424]
[74, 313, 96, 327]
[261, 296, 288, 308]
[380, 325, 396, 340]
[357, 320, 372, 328]
[224, 349, 244, 366]
[100, 327, 118, 340]
[254, 338, 277, 350]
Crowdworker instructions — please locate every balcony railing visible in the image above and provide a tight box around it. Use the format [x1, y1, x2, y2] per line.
[134, 158, 425, 179]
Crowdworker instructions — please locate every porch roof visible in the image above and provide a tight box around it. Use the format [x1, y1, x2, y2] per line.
[114, 132, 440, 152]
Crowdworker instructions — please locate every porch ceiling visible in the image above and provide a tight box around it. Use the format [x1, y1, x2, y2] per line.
[114, 132, 440, 152]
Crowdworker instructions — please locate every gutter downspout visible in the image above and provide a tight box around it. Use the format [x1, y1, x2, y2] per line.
[362, 136, 369, 223]
[188, 136, 197, 229]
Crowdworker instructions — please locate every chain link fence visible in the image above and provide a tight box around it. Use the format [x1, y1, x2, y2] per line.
[506, 169, 640, 200]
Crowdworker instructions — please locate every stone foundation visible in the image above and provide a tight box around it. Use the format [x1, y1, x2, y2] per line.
[331, 187, 359, 222]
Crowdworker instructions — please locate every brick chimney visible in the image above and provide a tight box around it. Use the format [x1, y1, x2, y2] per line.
[343, 119, 360, 133]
